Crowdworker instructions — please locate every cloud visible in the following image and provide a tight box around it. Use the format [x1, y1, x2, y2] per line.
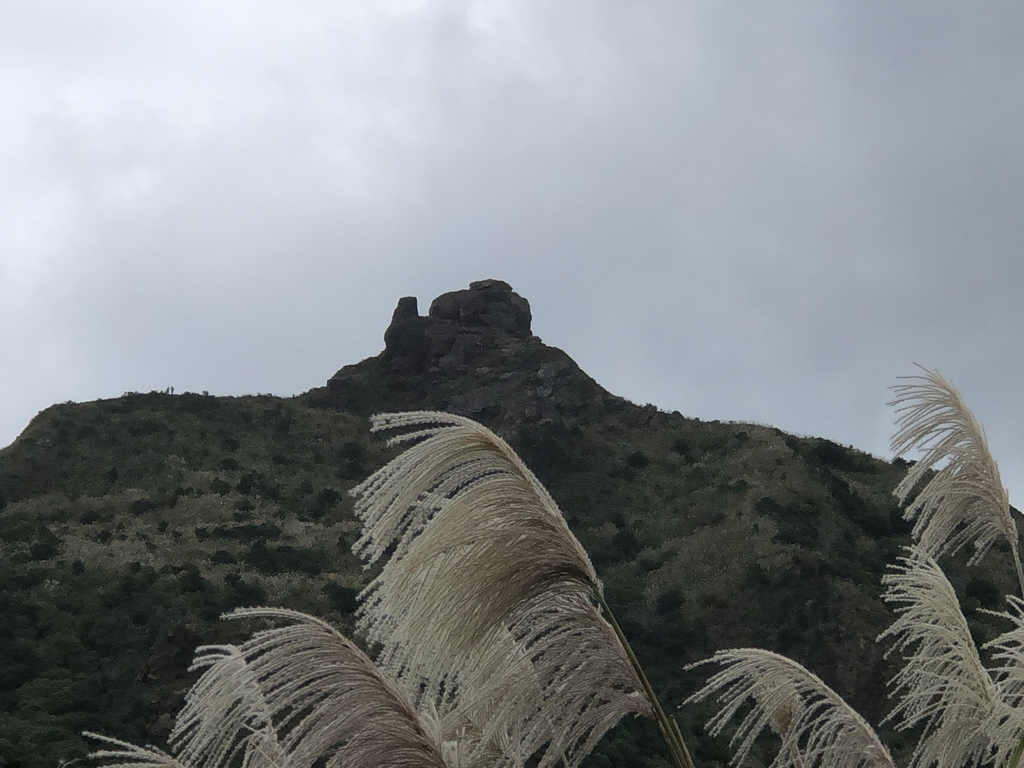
[2, 1, 1023, 501]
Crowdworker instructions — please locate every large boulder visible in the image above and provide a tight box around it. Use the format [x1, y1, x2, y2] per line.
[379, 279, 531, 374]
[427, 279, 532, 339]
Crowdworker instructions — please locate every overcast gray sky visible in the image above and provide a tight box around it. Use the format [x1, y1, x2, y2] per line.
[3, 1, 1023, 503]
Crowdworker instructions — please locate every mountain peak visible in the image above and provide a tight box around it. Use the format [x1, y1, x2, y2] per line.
[305, 280, 632, 436]
[427, 279, 532, 338]
[381, 279, 532, 375]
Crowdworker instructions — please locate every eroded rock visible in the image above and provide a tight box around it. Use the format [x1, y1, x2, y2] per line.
[312, 280, 625, 436]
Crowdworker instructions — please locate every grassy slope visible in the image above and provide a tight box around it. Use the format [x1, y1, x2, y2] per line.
[0, 390, 1017, 768]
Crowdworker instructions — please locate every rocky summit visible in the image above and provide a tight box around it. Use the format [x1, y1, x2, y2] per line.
[306, 279, 640, 439]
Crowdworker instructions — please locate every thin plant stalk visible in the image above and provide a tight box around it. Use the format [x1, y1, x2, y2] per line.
[597, 593, 696, 768]
[1012, 739, 1024, 768]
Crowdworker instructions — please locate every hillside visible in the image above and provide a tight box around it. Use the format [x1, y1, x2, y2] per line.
[0, 279, 1017, 768]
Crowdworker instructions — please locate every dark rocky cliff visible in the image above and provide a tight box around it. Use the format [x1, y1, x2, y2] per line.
[306, 279, 632, 432]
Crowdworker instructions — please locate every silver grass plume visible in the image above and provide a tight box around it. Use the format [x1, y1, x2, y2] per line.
[985, 596, 1024, 711]
[85, 734, 190, 768]
[879, 548, 1015, 768]
[889, 367, 1021, 588]
[685, 648, 895, 768]
[350, 411, 657, 768]
[170, 645, 289, 768]
[980, 597, 1024, 761]
[177, 608, 451, 768]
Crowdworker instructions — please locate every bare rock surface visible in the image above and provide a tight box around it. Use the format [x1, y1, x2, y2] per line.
[305, 279, 634, 440]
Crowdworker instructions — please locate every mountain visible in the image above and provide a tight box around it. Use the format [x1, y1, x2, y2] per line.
[0, 279, 1016, 768]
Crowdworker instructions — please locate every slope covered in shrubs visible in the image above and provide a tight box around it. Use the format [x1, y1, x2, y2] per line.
[0, 281, 1017, 768]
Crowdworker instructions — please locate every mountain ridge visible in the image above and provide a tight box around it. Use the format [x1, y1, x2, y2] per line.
[0, 279, 1016, 768]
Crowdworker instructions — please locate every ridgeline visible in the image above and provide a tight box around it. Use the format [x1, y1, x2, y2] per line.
[0, 280, 1016, 768]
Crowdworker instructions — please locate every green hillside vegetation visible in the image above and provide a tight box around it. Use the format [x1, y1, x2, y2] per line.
[0, 393, 377, 765]
[0, 281, 1017, 768]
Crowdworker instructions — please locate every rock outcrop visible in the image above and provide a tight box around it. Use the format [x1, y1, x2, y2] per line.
[380, 279, 531, 375]
[304, 280, 630, 440]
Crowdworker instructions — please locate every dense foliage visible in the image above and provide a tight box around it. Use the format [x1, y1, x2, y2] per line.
[0, 385, 1017, 768]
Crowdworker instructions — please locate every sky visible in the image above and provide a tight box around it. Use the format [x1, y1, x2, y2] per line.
[2, 1, 1023, 504]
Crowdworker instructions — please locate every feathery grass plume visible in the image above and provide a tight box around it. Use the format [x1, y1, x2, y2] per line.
[170, 645, 289, 768]
[879, 548, 1014, 768]
[985, 596, 1024, 710]
[178, 608, 451, 768]
[981, 597, 1024, 760]
[350, 411, 674, 768]
[84, 734, 190, 768]
[686, 648, 895, 768]
[889, 366, 1022, 590]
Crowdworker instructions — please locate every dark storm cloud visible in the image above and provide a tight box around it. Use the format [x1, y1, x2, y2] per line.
[2, 1, 1023, 499]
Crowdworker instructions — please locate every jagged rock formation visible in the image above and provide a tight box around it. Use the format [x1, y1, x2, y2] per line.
[305, 280, 638, 438]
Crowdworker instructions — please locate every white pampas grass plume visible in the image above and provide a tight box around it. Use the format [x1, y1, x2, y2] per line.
[350, 411, 652, 768]
[879, 548, 1015, 768]
[179, 608, 450, 768]
[686, 648, 894, 768]
[889, 366, 1019, 577]
[170, 644, 289, 768]
[979, 597, 1024, 761]
[89, 610, 452, 768]
[985, 596, 1024, 710]
[84, 734, 190, 768]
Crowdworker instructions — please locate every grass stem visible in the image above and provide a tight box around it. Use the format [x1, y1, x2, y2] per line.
[597, 593, 696, 768]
